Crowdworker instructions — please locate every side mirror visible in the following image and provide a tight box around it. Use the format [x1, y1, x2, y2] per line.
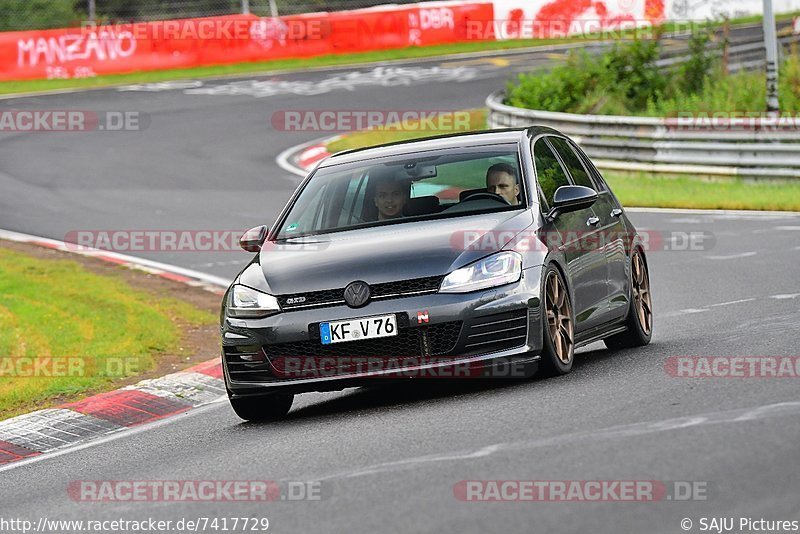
[546, 185, 598, 221]
[239, 225, 268, 253]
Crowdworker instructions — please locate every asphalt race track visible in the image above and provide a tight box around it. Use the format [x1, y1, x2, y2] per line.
[1, 45, 800, 533]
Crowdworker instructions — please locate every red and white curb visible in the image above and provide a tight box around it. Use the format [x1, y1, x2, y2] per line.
[276, 136, 336, 178]
[0, 229, 231, 467]
[297, 143, 332, 170]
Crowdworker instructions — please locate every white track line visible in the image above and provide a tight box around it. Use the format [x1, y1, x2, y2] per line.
[705, 251, 758, 260]
[626, 207, 800, 216]
[0, 398, 228, 474]
[0, 229, 230, 288]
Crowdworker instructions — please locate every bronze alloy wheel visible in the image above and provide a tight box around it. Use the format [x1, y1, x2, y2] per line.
[603, 248, 653, 350]
[632, 251, 652, 336]
[545, 270, 574, 365]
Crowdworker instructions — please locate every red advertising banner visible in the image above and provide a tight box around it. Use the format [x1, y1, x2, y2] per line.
[0, 0, 666, 81]
[0, 4, 494, 81]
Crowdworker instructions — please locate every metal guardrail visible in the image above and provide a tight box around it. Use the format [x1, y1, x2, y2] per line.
[487, 91, 800, 178]
[655, 23, 800, 73]
[487, 30, 800, 179]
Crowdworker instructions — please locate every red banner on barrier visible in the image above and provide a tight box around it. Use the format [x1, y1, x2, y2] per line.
[0, 4, 494, 81]
[0, 0, 666, 81]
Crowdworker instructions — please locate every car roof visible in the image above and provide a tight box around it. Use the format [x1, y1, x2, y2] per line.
[319, 126, 562, 167]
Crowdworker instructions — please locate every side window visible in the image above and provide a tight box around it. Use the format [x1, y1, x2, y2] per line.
[533, 138, 570, 208]
[548, 137, 595, 190]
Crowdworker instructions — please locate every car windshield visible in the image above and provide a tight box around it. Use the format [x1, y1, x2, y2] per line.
[275, 145, 524, 239]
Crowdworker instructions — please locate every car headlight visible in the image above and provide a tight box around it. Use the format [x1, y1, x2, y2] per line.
[228, 284, 281, 318]
[439, 251, 522, 293]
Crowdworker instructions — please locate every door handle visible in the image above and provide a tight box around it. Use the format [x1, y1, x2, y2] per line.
[610, 208, 623, 218]
[586, 216, 600, 227]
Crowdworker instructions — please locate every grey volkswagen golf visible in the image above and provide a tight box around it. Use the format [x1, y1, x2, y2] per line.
[221, 127, 653, 421]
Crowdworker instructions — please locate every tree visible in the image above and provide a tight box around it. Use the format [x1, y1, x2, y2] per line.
[0, 0, 80, 31]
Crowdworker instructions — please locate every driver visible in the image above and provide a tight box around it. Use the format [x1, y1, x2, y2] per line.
[485, 163, 520, 205]
[373, 176, 410, 221]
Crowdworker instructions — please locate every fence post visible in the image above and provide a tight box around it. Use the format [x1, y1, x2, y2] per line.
[763, 0, 780, 114]
[722, 16, 730, 74]
[88, 0, 96, 21]
[242, 0, 250, 15]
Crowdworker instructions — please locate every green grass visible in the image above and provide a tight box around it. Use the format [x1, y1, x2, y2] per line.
[325, 108, 800, 211]
[0, 247, 215, 419]
[604, 172, 800, 211]
[0, 38, 581, 96]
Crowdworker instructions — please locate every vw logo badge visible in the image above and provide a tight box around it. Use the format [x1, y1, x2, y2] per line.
[343, 281, 370, 308]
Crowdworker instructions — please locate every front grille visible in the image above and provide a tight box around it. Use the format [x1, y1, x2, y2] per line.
[263, 321, 462, 379]
[266, 321, 461, 359]
[277, 275, 444, 311]
[464, 309, 528, 353]
[372, 276, 444, 298]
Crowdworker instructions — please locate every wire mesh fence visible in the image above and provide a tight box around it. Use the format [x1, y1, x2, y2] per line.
[0, 0, 424, 31]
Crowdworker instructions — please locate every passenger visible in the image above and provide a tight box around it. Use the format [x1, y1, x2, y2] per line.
[486, 163, 520, 205]
[373, 177, 410, 221]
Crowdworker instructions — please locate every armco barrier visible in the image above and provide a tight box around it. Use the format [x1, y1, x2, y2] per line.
[487, 92, 800, 179]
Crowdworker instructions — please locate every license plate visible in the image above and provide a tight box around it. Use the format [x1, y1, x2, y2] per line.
[320, 314, 398, 345]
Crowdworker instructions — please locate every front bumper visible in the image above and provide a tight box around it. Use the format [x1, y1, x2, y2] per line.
[221, 267, 544, 396]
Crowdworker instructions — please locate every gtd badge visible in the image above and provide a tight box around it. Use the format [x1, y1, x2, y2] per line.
[286, 296, 306, 305]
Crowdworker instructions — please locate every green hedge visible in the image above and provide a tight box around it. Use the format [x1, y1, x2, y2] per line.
[506, 30, 800, 116]
[0, 0, 81, 31]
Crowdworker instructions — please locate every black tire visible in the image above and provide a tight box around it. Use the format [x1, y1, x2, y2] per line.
[229, 393, 294, 421]
[604, 248, 653, 349]
[538, 265, 575, 377]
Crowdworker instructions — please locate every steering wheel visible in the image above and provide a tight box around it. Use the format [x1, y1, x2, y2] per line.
[461, 191, 511, 205]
